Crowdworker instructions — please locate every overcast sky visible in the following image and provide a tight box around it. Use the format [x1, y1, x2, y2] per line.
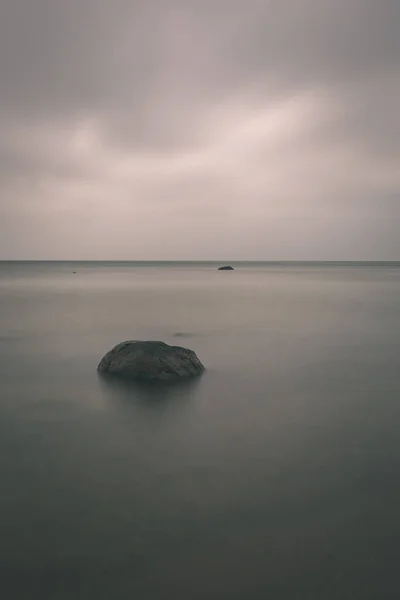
[0, 0, 399, 260]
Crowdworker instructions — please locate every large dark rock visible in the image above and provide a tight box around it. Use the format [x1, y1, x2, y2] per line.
[97, 340, 205, 381]
[218, 265, 234, 270]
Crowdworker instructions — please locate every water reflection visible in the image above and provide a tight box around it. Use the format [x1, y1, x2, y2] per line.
[97, 372, 203, 412]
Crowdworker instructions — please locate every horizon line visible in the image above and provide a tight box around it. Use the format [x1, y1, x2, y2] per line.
[1, 259, 399, 264]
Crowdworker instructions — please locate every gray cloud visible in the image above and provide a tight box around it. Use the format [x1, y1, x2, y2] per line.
[0, 0, 399, 259]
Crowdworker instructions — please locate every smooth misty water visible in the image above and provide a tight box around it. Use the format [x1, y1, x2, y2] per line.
[0, 262, 399, 599]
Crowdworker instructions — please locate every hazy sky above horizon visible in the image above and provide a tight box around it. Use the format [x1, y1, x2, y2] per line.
[0, 0, 399, 260]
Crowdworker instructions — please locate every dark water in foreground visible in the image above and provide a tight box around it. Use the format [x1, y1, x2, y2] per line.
[0, 261, 399, 599]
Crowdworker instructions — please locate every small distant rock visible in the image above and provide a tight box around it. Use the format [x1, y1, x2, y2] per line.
[218, 265, 234, 270]
[173, 332, 193, 338]
[97, 340, 205, 382]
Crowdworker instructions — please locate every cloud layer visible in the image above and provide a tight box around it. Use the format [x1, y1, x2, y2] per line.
[0, 0, 399, 259]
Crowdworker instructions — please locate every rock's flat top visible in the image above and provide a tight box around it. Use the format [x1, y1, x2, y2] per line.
[97, 340, 205, 381]
[218, 265, 234, 270]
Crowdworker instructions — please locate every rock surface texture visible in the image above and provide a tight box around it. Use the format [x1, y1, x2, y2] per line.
[97, 340, 205, 381]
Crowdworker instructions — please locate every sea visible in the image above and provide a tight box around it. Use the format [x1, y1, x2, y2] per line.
[0, 261, 399, 599]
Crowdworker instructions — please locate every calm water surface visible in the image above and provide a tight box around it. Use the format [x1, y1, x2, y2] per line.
[0, 262, 399, 599]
